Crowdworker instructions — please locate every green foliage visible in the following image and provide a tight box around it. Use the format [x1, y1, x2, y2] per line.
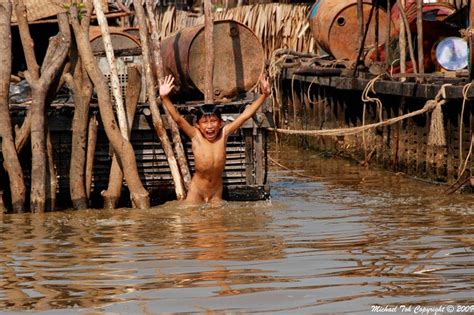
[63, 0, 86, 21]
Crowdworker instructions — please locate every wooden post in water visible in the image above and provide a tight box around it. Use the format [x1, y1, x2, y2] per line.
[0, 0, 26, 213]
[66, 2, 94, 210]
[69, 5, 150, 209]
[145, 0, 192, 192]
[102, 65, 141, 209]
[85, 114, 98, 201]
[204, 0, 215, 104]
[416, 0, 424, 80]
[385, 0, 391, 69]
[14, 0, 71, 212]
[133, 0, 186, 200]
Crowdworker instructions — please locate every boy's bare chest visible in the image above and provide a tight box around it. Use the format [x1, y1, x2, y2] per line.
[192, 136, 226, 171]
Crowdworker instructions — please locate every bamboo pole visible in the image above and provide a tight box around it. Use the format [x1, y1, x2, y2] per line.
[92, 0, 128, 139]
[145, 0, 192, 191]
[416, 0, 424, 80]
[133, 0, 186, 200]
[204, 0, 215, 104]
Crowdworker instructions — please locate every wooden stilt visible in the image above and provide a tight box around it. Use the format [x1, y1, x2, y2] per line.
[145, 0, 192, 192]
[85, 114, 98, 202]
[69, 6, 150, 209]
[14, 0, 71, 212]
[102, 65, 141, 209]
[133, 0, 186, 200]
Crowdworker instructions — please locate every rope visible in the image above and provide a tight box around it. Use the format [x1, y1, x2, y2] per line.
[361, 74, 384, 122]
[269, 156, 324, 180]
[268, 85, 448, 138]
[459, 82, 472, 177]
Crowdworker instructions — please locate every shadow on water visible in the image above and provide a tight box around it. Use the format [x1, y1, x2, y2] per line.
[0, 144, 473, 314]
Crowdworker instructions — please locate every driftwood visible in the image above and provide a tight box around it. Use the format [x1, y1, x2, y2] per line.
[14, 0, 71, 212]
[102, 65, 141, 209]
[0, 0, 25, 213]
[133, 0, 186, 200]
[85, 114, 98, 201]
[145, 0, 192, 191]
[69, 6, 150, 209]
[203, 0, 214, 104]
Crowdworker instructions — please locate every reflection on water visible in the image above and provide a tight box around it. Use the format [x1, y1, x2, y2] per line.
[1, 145, 473, 313]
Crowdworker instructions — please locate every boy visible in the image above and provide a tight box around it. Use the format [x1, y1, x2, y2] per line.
[159, 75, 270, 205]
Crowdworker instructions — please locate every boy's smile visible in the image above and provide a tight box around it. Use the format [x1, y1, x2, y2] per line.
[196, 115, 223, 142]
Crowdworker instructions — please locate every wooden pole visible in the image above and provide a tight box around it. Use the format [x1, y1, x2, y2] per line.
[357, 0, 364, 69]
[102, 65, 141, 209]
[145, 0, 192, 192]
[416, 0, 424, 80]
[374, 0, 379, 61]
[0, 0, 26, 213]
[85, 114, 98, 201]
[203, 0, 214, 104]
[69, 5, 150, 209]
[385, 0, 391, 69]
[133, 0, 186, 200]
[399, 0, 406, 81]
[92, 0, 128, 139]
[14, 0, 71, 212]
[397, 0, 418, 74]
[470, 0, 474, 80]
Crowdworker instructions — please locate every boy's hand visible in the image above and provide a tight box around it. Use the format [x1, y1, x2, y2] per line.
[260, 75, 270, 96]
[159, 75, 175, 97]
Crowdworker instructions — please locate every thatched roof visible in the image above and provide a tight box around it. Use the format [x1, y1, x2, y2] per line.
[11, 0, 108, 23]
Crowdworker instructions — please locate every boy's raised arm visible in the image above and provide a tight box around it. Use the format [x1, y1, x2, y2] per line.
[225, 76, 270, 135]
[159, 75, 196, 138]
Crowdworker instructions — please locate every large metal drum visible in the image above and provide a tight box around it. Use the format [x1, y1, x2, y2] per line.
[309, 0, 390, 61]
[161, 20, 265, 101]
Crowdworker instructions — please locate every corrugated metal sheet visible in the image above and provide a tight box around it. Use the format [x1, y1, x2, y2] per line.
[11, 0, 108, 22]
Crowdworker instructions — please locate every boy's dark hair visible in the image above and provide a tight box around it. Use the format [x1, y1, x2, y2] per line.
[196, 104, 222, 122]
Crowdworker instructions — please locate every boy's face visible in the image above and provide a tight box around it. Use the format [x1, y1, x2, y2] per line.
[196, 114, 223, 142]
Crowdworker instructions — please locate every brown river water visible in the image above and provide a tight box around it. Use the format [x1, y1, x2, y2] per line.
[1, 145, 473, 314]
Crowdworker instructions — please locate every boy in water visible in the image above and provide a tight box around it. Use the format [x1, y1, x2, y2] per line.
[159, 75, 270, 205]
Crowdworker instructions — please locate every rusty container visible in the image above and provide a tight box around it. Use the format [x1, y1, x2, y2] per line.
[309, 0, 390, 61]
[160, 20, 265, 101]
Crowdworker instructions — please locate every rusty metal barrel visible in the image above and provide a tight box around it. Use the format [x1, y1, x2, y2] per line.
[309, 0, 389, 61]
[161, 20, 265, 101]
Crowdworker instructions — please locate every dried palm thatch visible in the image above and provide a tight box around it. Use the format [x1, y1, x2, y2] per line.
[137, 3, 316, 58]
